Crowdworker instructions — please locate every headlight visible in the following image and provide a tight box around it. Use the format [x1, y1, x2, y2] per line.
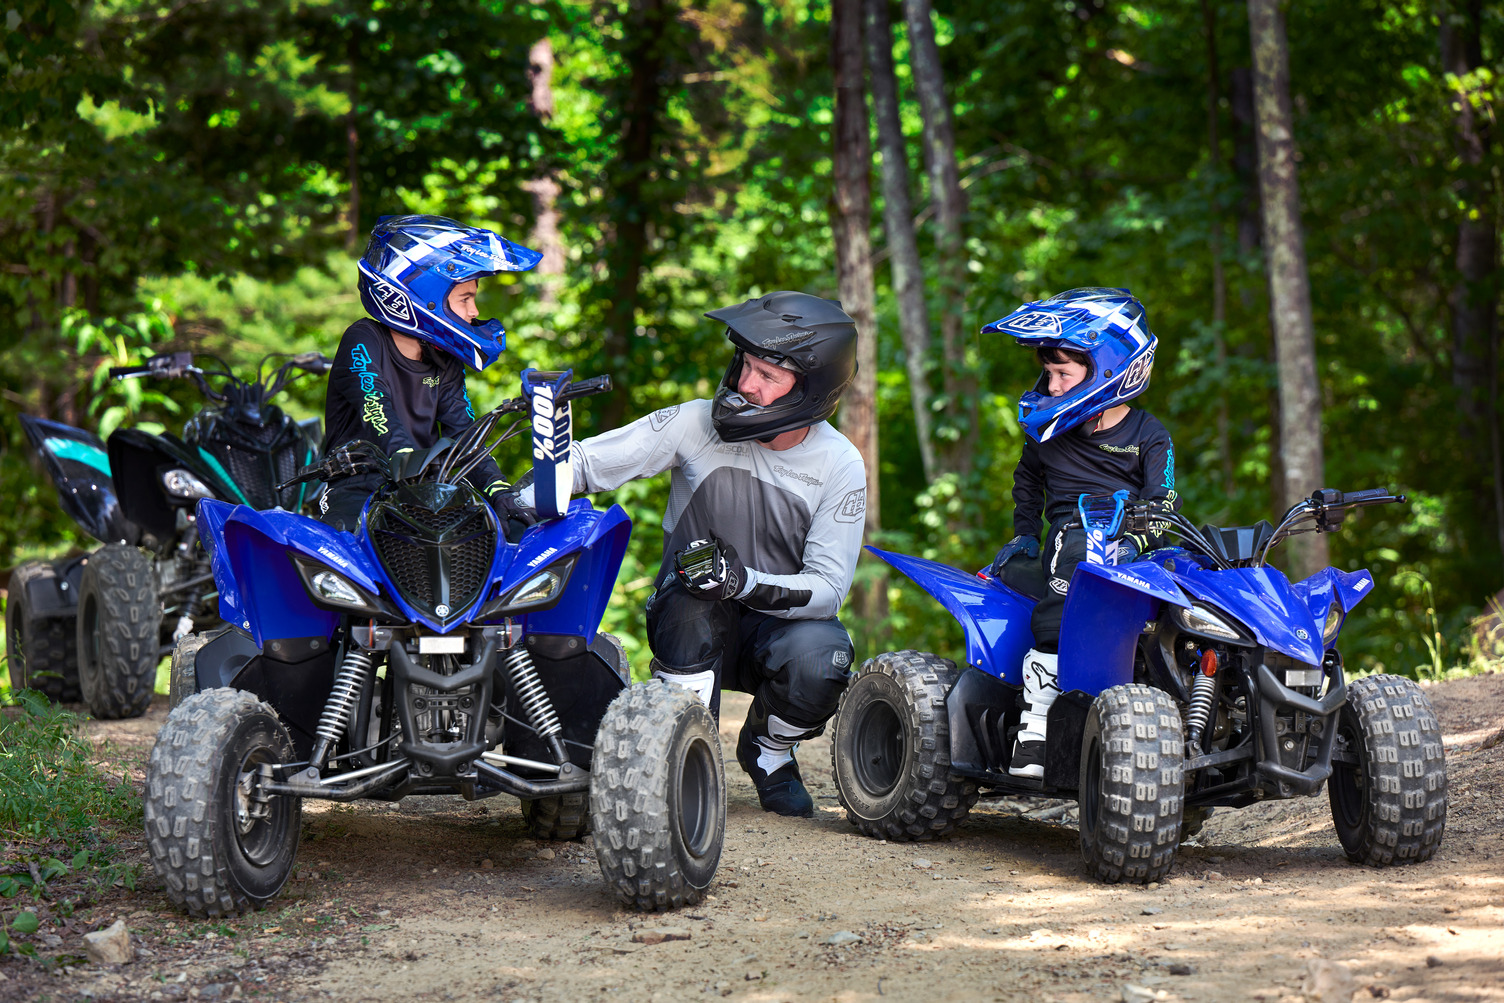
[1172, 603, 1246, 641]
[162, 468, 214, 500]
[1322, 604, 1343, 644]
[491, 554, 578, 614]
[293, 558, 375, 612]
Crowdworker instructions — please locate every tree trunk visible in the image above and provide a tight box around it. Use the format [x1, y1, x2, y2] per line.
[1248, 0, 1326, 576]
[346, 34, 360, 251]
[1203, 0, 1234, 497]
[523, 35, 565, 306]
[600, 0, 670, 431]
[832, 0, 885, 627]
[866, 0, 936, 485]
[1439, 0, 1502, 564]
[903, 0, 974, 480]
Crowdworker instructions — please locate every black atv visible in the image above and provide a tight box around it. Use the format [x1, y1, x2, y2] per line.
[8, 350, 331, 718]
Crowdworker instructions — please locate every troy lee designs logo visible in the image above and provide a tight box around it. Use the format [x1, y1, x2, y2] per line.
[1119, 348, 1155, 392]
[349, 344, 388, 434]
[531, 384, 570, 463]
[369, 275, 413, 324]
[1000, 310, 1062, 335]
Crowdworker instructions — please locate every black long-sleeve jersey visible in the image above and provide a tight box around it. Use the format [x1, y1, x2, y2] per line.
[1011, 407, 1178, 547]
[323, 318, 505, 496]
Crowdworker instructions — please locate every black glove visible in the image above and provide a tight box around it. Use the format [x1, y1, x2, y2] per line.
[673, 536, 747, 602]
[1115, 537, 1141, 564]
[326, 443, 365, 479]
[988, 535, 1039, 576]
[488, 486, 537, 541]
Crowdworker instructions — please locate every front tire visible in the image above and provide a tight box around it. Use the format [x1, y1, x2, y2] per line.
[591, 681, 725, 911]
[5, 561, 80, 702]
[830, 650, 978, 841]
[144, 689, 302, 917]
[1078, 684, 1185, 884]
[1329, 674, 1447, 866]
[76, 543, 159, 719]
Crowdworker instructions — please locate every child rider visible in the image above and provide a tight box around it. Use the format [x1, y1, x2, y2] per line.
[982, 287, 1178, 780]
[320, 214, 542, 531]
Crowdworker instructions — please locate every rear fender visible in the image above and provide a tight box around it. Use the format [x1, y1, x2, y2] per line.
[20, 414, 140, 545]
[520, 500, 632, 641]
[1057, 561, 1190, 695]
[866, 546, 1035, 681]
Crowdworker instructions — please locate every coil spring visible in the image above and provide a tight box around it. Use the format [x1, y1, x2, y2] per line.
[500, 645, 562, 739]
[315, 649, 375, 747]
[1185, 672, 1217, 750]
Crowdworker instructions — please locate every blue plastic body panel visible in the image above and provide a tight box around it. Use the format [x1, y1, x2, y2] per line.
[1174, 565, 1325, 665]
[1056, 560, 1190, 693]
[866, 546, 1035, 682]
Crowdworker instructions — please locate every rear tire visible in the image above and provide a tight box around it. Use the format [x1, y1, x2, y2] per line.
[1078, 683, 1185, 884]
[5, 561, 81, 702]
[76, 543, 159, 719]
[591, 681, 725, 911]
[830, 650, 978, 841]
[521, 793, 591, 841]
[145, 689, 302, 917]
[168, 632, 211, 711]
[1329, 674, 1447, 866]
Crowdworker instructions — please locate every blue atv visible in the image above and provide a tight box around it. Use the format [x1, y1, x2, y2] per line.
[144, 369, 725, 916]
[830, 489, 1447, 882]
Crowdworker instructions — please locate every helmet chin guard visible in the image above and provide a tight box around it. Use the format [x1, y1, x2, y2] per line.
[982, 287, 1157, 442]
[358, 214, 542, 370]
[706, 291, 858, 443]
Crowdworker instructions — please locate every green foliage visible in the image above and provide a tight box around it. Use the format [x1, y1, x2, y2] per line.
[3, 0, 1501, 676]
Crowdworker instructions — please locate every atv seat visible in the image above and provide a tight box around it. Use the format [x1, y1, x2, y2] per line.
[993, 555, 1049, 602]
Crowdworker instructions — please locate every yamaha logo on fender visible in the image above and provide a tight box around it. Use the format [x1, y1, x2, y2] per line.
[1000, 311, 1062, 336]
[1120, 349, 1155, 392]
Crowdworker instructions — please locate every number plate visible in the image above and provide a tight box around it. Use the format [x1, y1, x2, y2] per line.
[418, 635, 467, 655]
[1284, 668, 1322, 688]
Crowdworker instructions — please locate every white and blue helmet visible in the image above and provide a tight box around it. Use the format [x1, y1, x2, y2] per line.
[982, 287, 1157, 442]
[357, 215, 543, 370]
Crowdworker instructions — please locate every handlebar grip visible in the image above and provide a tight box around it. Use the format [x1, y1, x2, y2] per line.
[1342, 488, 1391, 505]
[562, 375, 613, 400]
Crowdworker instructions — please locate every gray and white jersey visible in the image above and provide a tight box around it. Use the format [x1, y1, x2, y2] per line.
[567, 399, 866, 620]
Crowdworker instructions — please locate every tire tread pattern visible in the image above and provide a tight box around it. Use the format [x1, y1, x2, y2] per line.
[1080, 683, 1185, 884]
[144, 688, 301, 918]
[521, 793, 591, 841]
[77, 544, 159, 719]
[6, 561, 81, 702]
[591, 681, 724, 911]
[832, 650, 980, 842]
[1330, 673, 1447, 867]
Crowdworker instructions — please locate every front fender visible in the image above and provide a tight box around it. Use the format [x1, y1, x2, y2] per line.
[1057, 560, 1190, 695]
[520, 500, 633, 641]
[1291, 566, 1376, 645]
[866, 546, 1034, 681]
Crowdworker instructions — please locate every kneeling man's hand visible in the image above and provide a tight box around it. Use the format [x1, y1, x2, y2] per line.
[674, 536, 747, 601]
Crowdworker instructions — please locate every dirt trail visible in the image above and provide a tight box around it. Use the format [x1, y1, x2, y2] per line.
[4, 674, 1504, 1003]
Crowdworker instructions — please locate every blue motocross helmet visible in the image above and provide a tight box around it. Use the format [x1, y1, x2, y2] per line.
[357, 214, 543, 370]
[982, 287, 1157, 442]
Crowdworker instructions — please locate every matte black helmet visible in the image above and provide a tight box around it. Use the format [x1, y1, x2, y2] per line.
[707, 291, 858, 443]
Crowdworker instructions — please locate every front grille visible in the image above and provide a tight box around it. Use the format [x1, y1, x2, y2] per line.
[207, 440, 277, 509]
[371, 499, 496, 619]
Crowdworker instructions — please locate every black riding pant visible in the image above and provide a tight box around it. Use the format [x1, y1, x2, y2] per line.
[1023, 524, 1088, 653]
[644, 580, 854, 731]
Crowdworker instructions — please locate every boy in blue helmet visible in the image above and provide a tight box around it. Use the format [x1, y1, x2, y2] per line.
[320, 214, 543, 530]
[982, 287, 1178, 779]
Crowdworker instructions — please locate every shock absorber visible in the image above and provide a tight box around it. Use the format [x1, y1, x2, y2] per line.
[310, 648, 376, 770]
[499, 645, 568, 764]
[1185, 648, 1219, 754]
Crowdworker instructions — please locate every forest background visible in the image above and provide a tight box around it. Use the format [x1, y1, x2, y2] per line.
[2, 0, 1502, 681]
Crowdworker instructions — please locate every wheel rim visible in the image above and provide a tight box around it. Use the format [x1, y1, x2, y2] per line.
[850, 696, 906, 798]
[232, 744, 289, 867]
[81, 593, 100, 669]
[1081, 733, 1103, 836]
[1330, 719, 1366, 831]
[676, 735, 719, 857]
